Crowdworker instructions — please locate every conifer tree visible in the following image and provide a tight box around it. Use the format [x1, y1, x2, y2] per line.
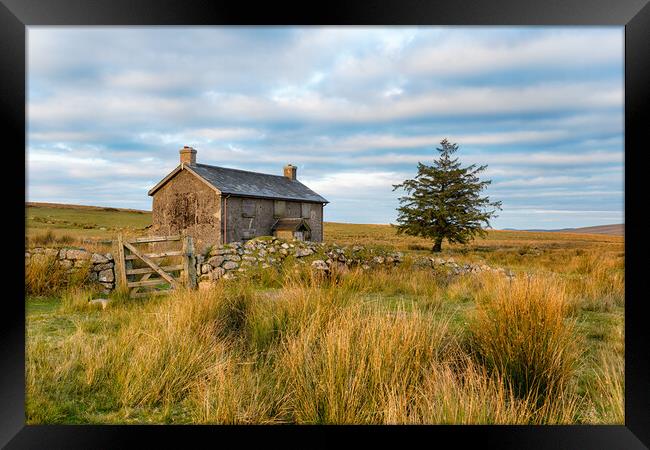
[392, 139, 502, 252]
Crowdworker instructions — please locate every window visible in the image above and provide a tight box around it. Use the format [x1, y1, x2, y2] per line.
[301, 202, 311, 218]
[274, 200, 286, 218]
[242, 199, 255, 217]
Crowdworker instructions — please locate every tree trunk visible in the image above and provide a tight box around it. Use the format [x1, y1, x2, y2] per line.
[432, 237, 443, 252]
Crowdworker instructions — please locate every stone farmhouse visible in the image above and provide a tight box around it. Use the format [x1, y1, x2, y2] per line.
[148, 147, 329, 253]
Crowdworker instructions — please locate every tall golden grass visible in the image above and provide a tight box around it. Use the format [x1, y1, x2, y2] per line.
[26, 259, 618, 424]
[468, 274, 581, 415]
[25, 255, 91, 297]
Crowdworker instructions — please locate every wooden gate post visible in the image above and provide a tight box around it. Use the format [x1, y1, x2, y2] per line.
[182, 234, 197, 289]
[114, 234, 128, 290]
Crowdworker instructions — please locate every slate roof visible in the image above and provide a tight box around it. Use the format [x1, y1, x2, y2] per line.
[149, 163, 329, 204]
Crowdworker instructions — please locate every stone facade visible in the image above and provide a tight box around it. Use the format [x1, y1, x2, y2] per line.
[222, 196, 323, 245]
[150, 169, 222, 253]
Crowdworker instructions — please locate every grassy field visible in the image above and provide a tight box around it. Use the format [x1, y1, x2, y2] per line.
[25, 203, 624, 424]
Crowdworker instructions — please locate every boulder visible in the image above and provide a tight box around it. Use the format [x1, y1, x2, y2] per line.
[207, 256, 225, 267]
[91, 253, 109, 264]
[44, 248, 60, 258]
[295, 248, 314, 257]
[89, 298, 109, 309]
[311, 260, 329, 271]
[58, 259, 73, 269]
[66, 249, 92, 260]
[210, 267, 226, 280]
[222, 261, 238, 270]
[98, 269, 114, 283]
[93, 262, 113, 271]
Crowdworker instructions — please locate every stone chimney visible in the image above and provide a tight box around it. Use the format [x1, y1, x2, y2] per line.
[283, 164, 297, 181]
[180, 146, 197, 165]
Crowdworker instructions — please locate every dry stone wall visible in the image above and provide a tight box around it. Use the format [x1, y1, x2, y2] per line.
[25, 238, 512, 294]
[194, 237, 513, 289]
[25, 247, 115, 292]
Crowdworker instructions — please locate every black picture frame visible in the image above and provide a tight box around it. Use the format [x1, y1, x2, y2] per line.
[2, 0, 648, 447]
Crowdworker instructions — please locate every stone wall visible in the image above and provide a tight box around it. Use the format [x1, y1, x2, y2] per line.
[25, 247, 115, 292]
[193, 236, 512, 289]
[25, 238, 512, 294]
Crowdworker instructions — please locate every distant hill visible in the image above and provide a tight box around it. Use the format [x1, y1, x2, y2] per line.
[27, 202, 151, 214]
[503, 224, 624, 236]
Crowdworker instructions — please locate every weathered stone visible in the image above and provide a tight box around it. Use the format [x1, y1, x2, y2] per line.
[104, 252, 114, 261]
[99, 282, 113, 289]
[201, 264, 211, 274]
[361, 264, 371, 270]
[98, 269, 114, 283]
[207, 255, 225, 267]
[224, 254, 241, 262]
[222, 261, 239, 270]
[279, 248, 289, 256]
[44, 248, 59, 258]
[211, 267, 226, 280]
[66, 249, 92, 260]
[88, 271, 98, 281]
[74, 260, 91, 268]
[91, 253, 109, 264]
[93, 262, 113, 271]
[295, 248, 314, 257]
[31, 247, 44, 254]
[58, 259, 73, 269]
[373, 256, 385, 264]
[242, 255, 257, 262]
[281, 243, 290, 249]
[89, 298, 109, 309]
[311, 260, 329, 271]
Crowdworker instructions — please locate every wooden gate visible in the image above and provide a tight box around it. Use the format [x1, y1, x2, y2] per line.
[113, 234, 197, 298]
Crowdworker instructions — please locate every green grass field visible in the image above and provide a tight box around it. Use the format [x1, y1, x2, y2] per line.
[25, 203, 624, 424]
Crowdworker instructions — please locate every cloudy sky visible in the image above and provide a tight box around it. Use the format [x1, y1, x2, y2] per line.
[27, 27, 624, 229]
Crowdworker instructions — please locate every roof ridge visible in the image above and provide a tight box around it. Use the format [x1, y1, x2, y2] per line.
[195, 162, 295, 180]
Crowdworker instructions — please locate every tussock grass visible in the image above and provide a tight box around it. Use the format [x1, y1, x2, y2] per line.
[25, 255, 91, 296]
[25, 221, 624, 424]
[468, 274, 581, 407]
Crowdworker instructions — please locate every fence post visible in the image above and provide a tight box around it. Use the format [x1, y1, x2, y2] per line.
[182, 234, 197, 289]
[114, 234, 128, 290]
